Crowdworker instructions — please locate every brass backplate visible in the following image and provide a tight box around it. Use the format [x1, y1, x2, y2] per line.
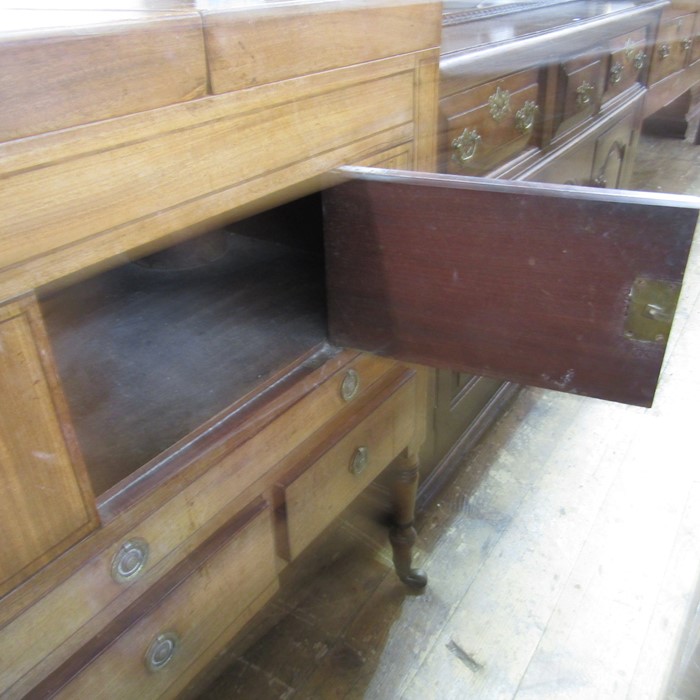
[625, 277, 681, 343]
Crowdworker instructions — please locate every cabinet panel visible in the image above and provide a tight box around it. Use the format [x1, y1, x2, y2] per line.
[0, 10, 208, 143]
[521, 136, 596, 186]
[0, 298, 97, 597]
[203, 2, 441, 93]
[324, 169, 699, 407]
[591, 111, 637, 190]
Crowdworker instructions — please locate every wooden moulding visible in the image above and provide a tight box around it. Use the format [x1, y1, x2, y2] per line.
[324, 167, 700, 407]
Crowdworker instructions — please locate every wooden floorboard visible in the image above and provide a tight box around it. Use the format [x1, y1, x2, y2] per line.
[196, 132, 700, 700]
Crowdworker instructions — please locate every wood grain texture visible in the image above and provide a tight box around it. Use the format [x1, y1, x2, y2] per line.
[324, 171, 699, 406]
[0, 9, 207, 142]
[0, 49, 434, 304]
[203, 1, 441, 93]
[0, 297, 97, 598]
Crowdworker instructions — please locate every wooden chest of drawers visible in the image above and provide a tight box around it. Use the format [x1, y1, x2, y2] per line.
[1, 2, 699, 698]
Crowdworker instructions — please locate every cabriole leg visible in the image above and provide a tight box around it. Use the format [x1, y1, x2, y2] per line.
[390, 452, 427, 589]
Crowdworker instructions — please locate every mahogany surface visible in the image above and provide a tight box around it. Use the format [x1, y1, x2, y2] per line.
[324, 169, 699, 407]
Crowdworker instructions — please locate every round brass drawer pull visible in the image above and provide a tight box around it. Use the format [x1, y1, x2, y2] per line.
[658, 43, 671, 60]
[350, 446, 369, 476]
[340, 369, 360, 402]
[682, 38, 693, 52]
[145, 632, 179, 672]
[111, 538, 149, 584]
[515, 100, 539, 134]
[452, 128, 481, 167]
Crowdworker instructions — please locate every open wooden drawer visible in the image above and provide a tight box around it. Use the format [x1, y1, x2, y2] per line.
[323, 167, 700, 408]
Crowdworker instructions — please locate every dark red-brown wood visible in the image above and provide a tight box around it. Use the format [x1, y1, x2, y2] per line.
[323, 168, 699, 407]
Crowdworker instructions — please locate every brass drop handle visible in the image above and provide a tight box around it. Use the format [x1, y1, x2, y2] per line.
[633, 50, 648, 71]
[609, 62, 624, 85]
[340, 369, 360, 402]
[659, 43, 671, 60]
[349, 446, 369, 476]
[452, 128, 481, 167]
[145, 632, 179, 672]
[682, 38, 693, 52]
[111, 538, 149, 584]
[515, 100, 539, 134]
[576, 81, 595, 108]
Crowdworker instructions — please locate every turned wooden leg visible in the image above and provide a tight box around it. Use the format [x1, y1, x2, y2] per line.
[390, 453, 427, 589]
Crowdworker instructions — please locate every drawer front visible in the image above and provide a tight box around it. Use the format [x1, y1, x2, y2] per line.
[649, 12, 695, 84]
[603, 29, 649, 103]
[324, 167, 697, 407]
[42, 500, 277, 699]
[441, 69, 541, 175]
[0, 352, 399, 696]
[553, 54, 604, 140]
[280, 367, 417, 560]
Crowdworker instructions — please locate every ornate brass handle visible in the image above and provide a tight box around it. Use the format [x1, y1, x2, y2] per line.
[633, 50, 648, 71]
[576, 81, 595, 108]
[488, 86, 511, 123]
[609, 62, 624, 85]
[145, 632, 179, 672]
[111, 538, 149, 584]
[340, 369, 360, 402]
[350, 446, 369, 476]
[452, 128, 481, 166]
[682, 38, 693, 52]
[515, 100, 539, 134]
[658, 43, 671, 60]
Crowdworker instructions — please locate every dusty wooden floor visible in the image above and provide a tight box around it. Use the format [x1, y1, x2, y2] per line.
[196, 133, 700, 700]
